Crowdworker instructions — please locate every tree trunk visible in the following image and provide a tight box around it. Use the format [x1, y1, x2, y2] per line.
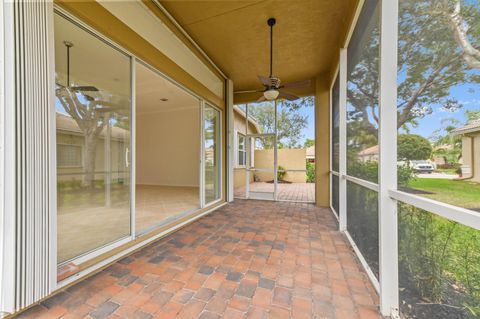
[83, 132, 98, 188]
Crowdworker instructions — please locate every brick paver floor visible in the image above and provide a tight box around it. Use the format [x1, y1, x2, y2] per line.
[235, 183, 315, 203]
[17, 199, 381, 319]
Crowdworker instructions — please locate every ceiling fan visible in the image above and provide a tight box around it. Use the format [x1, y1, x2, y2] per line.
[60, 41, 99, 92]
[234, 18, 311, 102]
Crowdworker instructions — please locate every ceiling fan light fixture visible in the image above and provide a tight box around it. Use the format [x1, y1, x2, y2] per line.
[264, 89, 279, 100]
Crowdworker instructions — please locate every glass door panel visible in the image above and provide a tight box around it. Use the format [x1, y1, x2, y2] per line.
[135, 62, 201, 235]
[247, 135, 276, 200]
[204, 104, 221, 204]
[55, 13, 132, 264]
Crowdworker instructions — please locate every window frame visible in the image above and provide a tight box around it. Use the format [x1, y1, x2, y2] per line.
[237, 132, 246, 167]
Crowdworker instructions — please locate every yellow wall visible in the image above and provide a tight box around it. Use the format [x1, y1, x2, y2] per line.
[233, 110, 258, 136]
[56, 133, 127, 182]
[253, 149, 307, 183]
[136, 108, 200, 187]
[315, 76, 330, 207]
[463, 133, 480, 182]
[233, 168, 254, 188]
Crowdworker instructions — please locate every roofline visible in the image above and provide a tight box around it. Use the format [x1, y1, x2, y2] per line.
[233, 105, 261, 133]
[451, 127, 480, 135]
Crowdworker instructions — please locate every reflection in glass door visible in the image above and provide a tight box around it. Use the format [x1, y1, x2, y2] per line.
[204, 104, 221, 204]
[55, 13, 132, 264]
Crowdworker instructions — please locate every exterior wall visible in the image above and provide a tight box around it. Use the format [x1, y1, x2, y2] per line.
[233, 168, 253, 188]
[253, 149, 307, 183]
[232, 109, 258, 189]
[233, 110, 257, 136]
[56, 132, 127, 183]
[462, 135, 473, 177]
[315, 76, 330, 207]
[136, 107, 200, 187]
[463, 133, 480, 182]
[474, 134, 480, 182]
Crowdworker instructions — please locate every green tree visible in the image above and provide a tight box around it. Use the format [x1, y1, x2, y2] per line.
[347, 0, 480, 140]
[465, 110, 480, 123]
[303, 139, 315, 148]
[248, 100, 309, 148]
[398, 134, 433, 161]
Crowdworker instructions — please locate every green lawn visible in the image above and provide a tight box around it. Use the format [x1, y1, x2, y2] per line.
[408, 178, 480, 209]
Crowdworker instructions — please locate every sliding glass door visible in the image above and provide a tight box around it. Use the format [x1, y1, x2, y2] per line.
[54, 10, 223, 278]
[55, 13, 132, 264]
[204, 104, 221, 204]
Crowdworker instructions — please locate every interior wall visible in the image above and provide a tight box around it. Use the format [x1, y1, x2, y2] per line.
[136, 107, 200, 187]
[315, 75, 330, 207]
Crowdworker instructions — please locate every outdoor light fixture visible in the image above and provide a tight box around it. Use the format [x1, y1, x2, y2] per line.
[263, 89, 279, 100]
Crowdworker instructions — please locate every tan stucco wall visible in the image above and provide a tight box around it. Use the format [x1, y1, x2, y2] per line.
[233, 168, 253, 188]
[233, 110, 258, 135]
[57, 132, 127, 182]
[253, 149, 307, 183]
[463, 133, 480, 182]
[136, 108, 200, 187]
[315, 76, 330, 207]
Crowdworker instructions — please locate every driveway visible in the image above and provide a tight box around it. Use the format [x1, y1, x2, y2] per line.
[416, 172, 458, 179]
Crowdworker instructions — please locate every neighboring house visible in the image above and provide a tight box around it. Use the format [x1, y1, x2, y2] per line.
[452, 120, 480, 182]
[56, 112, 129, 183]
[358, 145, 379, 162]
[233, 105, 261, 187]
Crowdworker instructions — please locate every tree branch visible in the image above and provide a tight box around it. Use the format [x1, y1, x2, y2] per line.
[449, 0, 480, 69]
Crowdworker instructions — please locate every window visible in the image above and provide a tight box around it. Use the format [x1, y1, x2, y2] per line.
[57, 144, 82, 167]
[238, 133, 246, 166]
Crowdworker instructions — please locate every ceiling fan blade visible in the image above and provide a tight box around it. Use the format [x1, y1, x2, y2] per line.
[278, 90, 299, 101]
[72, 86, 99, 92]
[234, 89, 264, 94]
[258, 75, 271, 87]
[280, 79, 311, 89]
[256, 95, 266, 102]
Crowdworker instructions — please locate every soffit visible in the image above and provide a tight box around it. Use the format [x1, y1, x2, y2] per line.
[159, 0, 358, 96]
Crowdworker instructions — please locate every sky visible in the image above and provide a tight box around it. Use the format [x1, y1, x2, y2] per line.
[405, 80, 480, 139]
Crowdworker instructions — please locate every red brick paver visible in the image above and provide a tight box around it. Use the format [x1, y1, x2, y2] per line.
[15, 200, 381, 319]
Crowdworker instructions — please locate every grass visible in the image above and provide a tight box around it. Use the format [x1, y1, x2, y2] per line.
[408, 178, 480, 209]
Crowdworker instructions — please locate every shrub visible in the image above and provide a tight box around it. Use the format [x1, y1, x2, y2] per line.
[306, 162, 315, 183]
[277, 165, 286, 181]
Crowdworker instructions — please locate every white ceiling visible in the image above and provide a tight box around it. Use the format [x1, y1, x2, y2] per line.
[135, 62, 200, 115]
[55, 13, 200, 116]
[54, 13, 131, 99]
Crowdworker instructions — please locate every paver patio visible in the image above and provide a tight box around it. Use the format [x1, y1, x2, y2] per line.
[234, 182, 315, 203]
[16, 199, 381, 319]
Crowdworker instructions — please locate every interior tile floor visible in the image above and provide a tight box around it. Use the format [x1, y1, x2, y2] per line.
[23, 199, 381, 319]
[234, 182, 315, 203]
[58, 185, 198, 264]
